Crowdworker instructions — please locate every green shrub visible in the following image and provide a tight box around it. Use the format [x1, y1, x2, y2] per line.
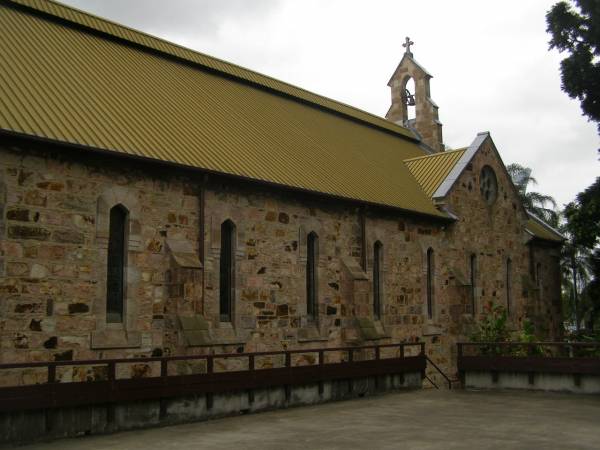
[469, 305, 544, 356]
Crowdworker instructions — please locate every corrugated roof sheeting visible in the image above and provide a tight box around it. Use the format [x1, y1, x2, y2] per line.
[8, 0, 415, 140]
[0, 1, 446, 217]
[404, 149, 466, 197]
[526, 216, 564, 243]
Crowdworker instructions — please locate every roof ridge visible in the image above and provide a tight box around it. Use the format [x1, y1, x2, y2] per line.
[404, 147, 466, 163]
[7, 0, 418, 142]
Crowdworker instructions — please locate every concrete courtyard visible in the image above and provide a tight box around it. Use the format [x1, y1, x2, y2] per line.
[14, 389, 600, 450]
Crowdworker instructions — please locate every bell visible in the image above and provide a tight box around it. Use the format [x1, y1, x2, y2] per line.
[405, 88, 416, 106]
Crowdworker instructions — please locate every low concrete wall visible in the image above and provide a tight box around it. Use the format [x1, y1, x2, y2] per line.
[0, 372, 421, 446]
[464, 371, 600, 394]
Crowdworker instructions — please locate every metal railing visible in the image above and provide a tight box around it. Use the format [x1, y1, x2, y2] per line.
[425, 355, 458, 389]
[457, 342, 600, 385]
[0, 342, 425, 412]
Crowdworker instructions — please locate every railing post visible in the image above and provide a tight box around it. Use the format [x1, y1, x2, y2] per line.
[374, 346, 380, 390]
[107, 361, 116, 381]
[398, 344, 405, 386]
[159, 359, 169, 420]
[347, 349, 353, 394]
[318, 350, 324, 396]
[420, 343, 426, 381]
[107, 361, 116, 427]
[284, 352, 291, 402]
[457, 344, 465, 386]
[47, 363, 56, 384]
[46, 362, 57, 427]
[206, 356, 214, 410]
[248, 354, 255, 404]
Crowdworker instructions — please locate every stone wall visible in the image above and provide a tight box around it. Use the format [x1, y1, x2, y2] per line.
[527, 241, 562, 340]
[435, 138, 563, 364]
[443, 139, 531, 322]
[0, 139, 562, 386]
[0, 143, 201, 370]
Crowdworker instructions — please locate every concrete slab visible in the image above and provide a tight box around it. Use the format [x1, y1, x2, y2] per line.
[12, 390, 600, 450]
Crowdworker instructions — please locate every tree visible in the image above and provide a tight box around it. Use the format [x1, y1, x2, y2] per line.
[547, 0, 600, 134]
[582, 248, 600, 329]
[507, 163, 559, 226]
[560, 237, 593, 331]
[563, 178, 600, 331]
[564, 177, 600, 248]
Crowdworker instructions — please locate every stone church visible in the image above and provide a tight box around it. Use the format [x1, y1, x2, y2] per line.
[0, 0, 563, 381]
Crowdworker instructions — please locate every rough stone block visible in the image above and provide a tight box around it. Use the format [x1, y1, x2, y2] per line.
[90, 330, 142, 349]
[52, 230, 85, 244]
[8, 225, 50, 241]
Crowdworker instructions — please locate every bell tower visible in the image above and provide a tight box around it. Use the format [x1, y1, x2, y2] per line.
[386, 38, 444, 153]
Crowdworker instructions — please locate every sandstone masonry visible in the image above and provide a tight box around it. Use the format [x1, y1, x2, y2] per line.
[0, 136, 562, 387]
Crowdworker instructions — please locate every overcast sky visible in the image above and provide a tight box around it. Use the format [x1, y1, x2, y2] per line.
[62, 0, 599, 209]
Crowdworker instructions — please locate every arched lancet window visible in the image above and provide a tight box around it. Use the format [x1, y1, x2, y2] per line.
[306, 232, 318, 320]
[426, 248, 434, 319]
[106, 204, 128, 323]
[506, 258, 512, 315]
[470, 254, 477, 315]
[220, 220, 236, 322]
[373, 241, 383, 320]
[536, 262, 542, 289]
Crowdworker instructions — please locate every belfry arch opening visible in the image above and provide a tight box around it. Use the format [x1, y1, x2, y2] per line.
[403, 76, 416, 124]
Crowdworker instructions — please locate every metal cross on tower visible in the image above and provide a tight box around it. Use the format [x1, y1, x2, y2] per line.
[403, 37, 414, 56]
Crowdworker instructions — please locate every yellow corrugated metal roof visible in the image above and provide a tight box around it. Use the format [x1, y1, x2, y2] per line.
[404, 148, 466, 197]
[7, 0, 416, 141]
[0, 0, 448, 219]
[526, 216, 564, 243]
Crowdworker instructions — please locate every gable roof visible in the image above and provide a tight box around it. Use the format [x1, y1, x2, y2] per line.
[430, 132, 490, 200]
[0, 0, 448, 219]
[404, 148, 466, 197]
[403, 131, 564, 244]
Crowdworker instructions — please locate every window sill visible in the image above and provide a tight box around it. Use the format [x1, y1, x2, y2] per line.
[422, 323, 443, 337]
[297, 336, 330, 343]
[355, 317, 390, 341]
[298, 327, 328, 343]
[361, 334, 392, 341]
[186, 339, 247, 348]
[180, 316, 249, 348]
[90, 330, 141, 349]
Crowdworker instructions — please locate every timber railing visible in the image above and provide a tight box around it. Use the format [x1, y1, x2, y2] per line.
[457, 342, 600, 385]
[0, 343, 425, 412]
